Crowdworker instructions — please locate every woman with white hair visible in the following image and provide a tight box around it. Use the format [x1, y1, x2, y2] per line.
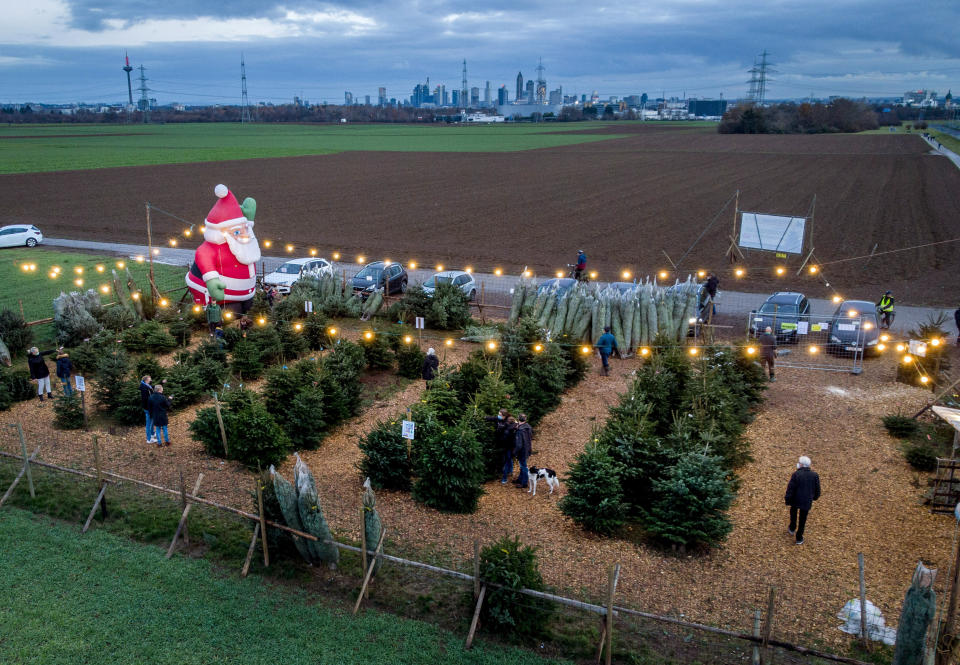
[27, 347, 52, 402]
[784, 455, 821, 546]
[421, 347, 439, 388]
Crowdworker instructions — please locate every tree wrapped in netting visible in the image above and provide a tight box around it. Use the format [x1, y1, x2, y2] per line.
[642, 449, 735, 550]
[362, 478, 384, 575]
[53, 290, 104, 347]
[294, 455, 339, 568]
[892, 562, 937, 665]
[269, 465, 315, 564]
[558, 441, 627, 535]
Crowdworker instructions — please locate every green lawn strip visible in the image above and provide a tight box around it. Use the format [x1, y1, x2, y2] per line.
[0, 123, 629, 174]
[0, 507, 565, 665]
[0, 247, 186, 324]
[928, 128, 960, 155]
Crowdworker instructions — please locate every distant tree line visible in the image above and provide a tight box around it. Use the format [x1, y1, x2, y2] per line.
[718, 99, 880, 134]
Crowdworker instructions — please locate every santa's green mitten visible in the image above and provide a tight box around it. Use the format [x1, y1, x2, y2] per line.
[206, 278, 226, 302]
[240, 197, 256, 222]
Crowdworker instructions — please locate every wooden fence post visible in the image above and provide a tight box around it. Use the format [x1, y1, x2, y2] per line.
[241, 523, 261, 578]
[604, 563, 621, 665]
[464, 584, 487, 650]
[353, 528, 387, 615]
[360, 505, 368, 584]
[473, 539, 481, 599]
[761, 586, 776, 665]
[13, 423, 34, 498]
[256, 478, 269, 567]
[0, 448, 39, 508]
[80, 389, 88, 430]
[858, 553, 870, 650]
[166, 473, 204, 558]
[752, 608, 762, 665]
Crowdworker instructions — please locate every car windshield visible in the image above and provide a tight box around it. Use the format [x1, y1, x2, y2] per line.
[760, 303, 797, 315]
[275, 263, 302, 274]
[426, 276, 453, 287]
[356, 266, 382, 279]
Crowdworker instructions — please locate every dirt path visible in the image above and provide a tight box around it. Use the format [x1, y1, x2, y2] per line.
[2, 346, 955, 647]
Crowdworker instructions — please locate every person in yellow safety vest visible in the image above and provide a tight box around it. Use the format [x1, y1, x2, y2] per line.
[877, 290, 895, 330]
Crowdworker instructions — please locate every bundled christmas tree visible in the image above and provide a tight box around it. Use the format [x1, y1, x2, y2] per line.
[294, 455, 339, 568]
[362, 478, 384, 575]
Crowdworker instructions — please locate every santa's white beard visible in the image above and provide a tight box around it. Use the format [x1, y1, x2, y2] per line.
[225, 231, 262, 265]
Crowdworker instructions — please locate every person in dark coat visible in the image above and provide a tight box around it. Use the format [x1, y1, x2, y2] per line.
[147, 384, 172, 447]
[595, 326, 618, 376]
[705, 273, 720, 299]
[514, 414, 533, 489]
[140, 375, 155, 443]
[55, 348, 73, 397]
[759, 326, 777, 382]
[784, 455, 821, 545]
[27, 347, 52, 402]
[484, 410, 516, 484]
[421, 347, 439, 387]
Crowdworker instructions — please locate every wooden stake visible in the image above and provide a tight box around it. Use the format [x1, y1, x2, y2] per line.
[858, 553, 869, 649]
[473, 539, 481, 599]
[594, 621, 607, 665]
[11, 423, 35, 498]
[92, 434, 102, 490]
[464, 584, 487, 650]
[166, 473, 204, 558]
[241, 523, 261, 578]
[761, 586, 776, 665]
[360, 506, 368, 586]
[18, 299, 24, 320]
[353, 527, 387, 615]
[944, 529, 960, 644]
[752, 608, 762, 665]
[82, 483, 108, 533]
[80, 389, 88, 429]
[0, 448, 39, 508]
[212, 393, 229, 458]
[604, 563, 621, 665]
[256, 478, 270, 567]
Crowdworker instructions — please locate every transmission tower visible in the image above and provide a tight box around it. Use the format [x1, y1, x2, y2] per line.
[240, 53, 252, 123]
[755, 50, 773, 106]
[535, 57, 546, 105]
[461, 59, 468, 109]
[137, 65, 150, 123]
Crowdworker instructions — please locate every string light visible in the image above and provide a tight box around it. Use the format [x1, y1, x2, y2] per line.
[877, 343, 886, 351]
[257, 317, 266, 325]
[159, 298, 169, 307]
[921, 376, 930, 384]
[580, 345, 591, 355]
[863, 322, 873, 330]
[622, 270, 632, 280]
[930, 338, 941, 347]
[20, 264, 30, 272]
[294, 323, 303, 331]
[658, 270, 668, 280]
[556, 271, 564, 278]
[903, 354, 913, 364]
[116, 261, 125, 269]
[639, 347, 650, 356]
[688, 347, 698, 356]
[494, 268, 503, 276]
[199, 225, 205, 233]
[96, 264, 105, 273]
[832, 295, 842, 303]
[746, 346, 756, 355]
[328, 327, 337, 336]
[285, 244, 294, 253]
[152, 249, 160, 256]
[533, 343, 543, 353]
[74, 278, 84, 287]
[880, 334, 889, 342]
[131, 292, 141, 301]
[403, 335, 412, 344]
[223, 311, 233, 319]
[589, 271, 598, 280]
[465, 267, 473, 274]
[487, 341, 498, 351]
[436, 264, 444, 271]
[99, 284, 110, 294]
[808, 345, 819, 354]
[51, 266, 61, 273]
[310, 248, 317, 256]
[363, 331, 373, 340]
[775, 267, 785, 275]
[409, 261, 417, 270]
[74, 266, 84, 274]
[264, 240, 272, 248]
[445, 339, 453, 347]
[734, 268, 745, 277]
[135, 255, 145, 263]
[847, 309, 858, 318]
[48, 271, 58, 279]
[697, 270, 706, 278]
[184, 228, 192, 237]
[688, 317, 697, 325]
[192, 305, 201, 313]
[332, 252, 340, 260]
[169, 239, 178, 247]
[357, 256, 365, 264]
[384, 259, 392, 266]
[523, 270, 532, 278]
[895, 344, 905, 352]
[809, 265, 818, 274]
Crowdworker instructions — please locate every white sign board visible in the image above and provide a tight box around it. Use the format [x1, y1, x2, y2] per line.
[738, 212, 806, 255]
[304, 300, 313, 313]
[908, 340, 928, 358]
[74, 375, 86, 392]
[401, 420, 415, 440]
[414, 317, 425, 330]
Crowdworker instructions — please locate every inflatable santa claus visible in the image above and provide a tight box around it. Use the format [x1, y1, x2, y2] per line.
[185, 184, 262, 310]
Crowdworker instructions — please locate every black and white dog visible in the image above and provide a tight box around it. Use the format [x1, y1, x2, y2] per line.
[528, 466, 560, 496]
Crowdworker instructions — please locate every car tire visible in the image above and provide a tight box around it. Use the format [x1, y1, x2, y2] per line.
[400, 279, 407, 294]
[468, 289, 476, 301]
[25, 238, 37, 247]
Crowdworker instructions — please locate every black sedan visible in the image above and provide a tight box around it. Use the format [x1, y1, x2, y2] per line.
[827, 300, 881, 356]
[749, 292, 811, 342]
[351, 261, 408, 298]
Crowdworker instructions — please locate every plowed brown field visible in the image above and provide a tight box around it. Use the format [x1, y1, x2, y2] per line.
[3, 126, 958, 305]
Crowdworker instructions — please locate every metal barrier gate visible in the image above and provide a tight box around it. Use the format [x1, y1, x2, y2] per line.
[746, 311, 877, 374]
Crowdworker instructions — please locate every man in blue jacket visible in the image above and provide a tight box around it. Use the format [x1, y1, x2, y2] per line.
[785, 455, 821, 545]
[595, 326, 618, 376]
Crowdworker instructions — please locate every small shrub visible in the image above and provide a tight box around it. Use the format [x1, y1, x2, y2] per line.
[263, 359, 322, 414]
[222, 326, 243, 350]
[903, 443, 938, 471]
[286, 388, 328, 450]
[412, 418, 485, 513]
[422, 374, 464, 425]
[247, 324, 283, 366]
[230, 397, 291, 469]
[642, 451, 735, 550]
[358, 419, 412, 490]
[388, 283, 472, 330]
[191, 339, 228, 366]
[360, 332, 394, 371]
[121, 320, 177, 353]
[193, 357, 227, 393]
[94, 349, 130, 412]
[277, 322, 309, 360]
[302, 312, 330, 350]
[447, 351, 488, 404]
[271, 296, 305, 322]
[559, 442, 627, 535]
[230, 340, 264, 380]
[99, 305, 138, 332]
[111, 379, 147, 426]
[162, 362, 205, 407]
[134, 356, 166, 383]
[68, 340, 104, 377]
[0, 309, 33, 357]
[0, 368, 35, 407]
[478, 536, 550, 636]
[53, 392, 85, 429]
[167, 316, 193, 347]
[883, 412, 920, 438]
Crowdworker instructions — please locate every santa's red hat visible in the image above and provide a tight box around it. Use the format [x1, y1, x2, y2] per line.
[204, 184, 247, 229]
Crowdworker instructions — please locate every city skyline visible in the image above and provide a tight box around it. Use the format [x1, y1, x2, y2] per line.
[1, 0, 958, 105]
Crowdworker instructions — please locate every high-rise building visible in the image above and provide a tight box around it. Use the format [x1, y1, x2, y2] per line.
[470, 87, 480, 107]
[344, 91, 353, 105]
[525, 80, 535, 103]
[364, 95, 371, 106]
[549, 87, 562, 105]
[484, 81, 491, 105]
[498, 85, 508, 105]
[452, 89, 460, 107]
[516, 72, 524, 103]
[378, 87, 387, 106]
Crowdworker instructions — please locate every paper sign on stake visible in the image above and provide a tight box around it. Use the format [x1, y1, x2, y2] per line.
[304, 301, 313, 313]
[414, 317, 425, 330]
[401, 420, 415, 440]
[74, 376, 86, 392]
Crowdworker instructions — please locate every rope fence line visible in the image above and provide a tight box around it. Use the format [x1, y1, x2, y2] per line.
[0, 435, 876, 665]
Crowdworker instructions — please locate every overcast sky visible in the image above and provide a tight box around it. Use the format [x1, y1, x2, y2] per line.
[2, 0, 958, 105]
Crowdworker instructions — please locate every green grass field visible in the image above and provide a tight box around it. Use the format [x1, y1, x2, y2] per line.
[0, 122, 630, 174]
[0, 247, 186, 325]
[0, 508, 565, 665]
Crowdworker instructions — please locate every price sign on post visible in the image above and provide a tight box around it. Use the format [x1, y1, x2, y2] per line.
[414, 317, 425, 330]
[74, 376, 86, 392]
[304, 301, 314, 313]
[401, 420, 415, 440]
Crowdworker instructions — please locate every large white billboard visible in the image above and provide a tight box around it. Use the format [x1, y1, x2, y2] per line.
[738, 212, 806, 255]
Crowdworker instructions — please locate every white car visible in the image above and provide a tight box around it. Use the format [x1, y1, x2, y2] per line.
[0, 225, 43, 248]
[422, 270, 477, 300]
[263, 257, 333, 293]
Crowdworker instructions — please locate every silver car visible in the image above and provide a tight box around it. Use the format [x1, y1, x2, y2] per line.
[0, 225, 43, 248]
[263, 257, 333, 294]
[422, 270, 477, 300]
